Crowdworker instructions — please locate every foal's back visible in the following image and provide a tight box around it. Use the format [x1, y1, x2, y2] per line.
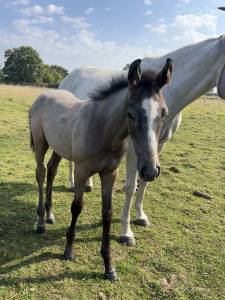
[30, 90, 84, 160]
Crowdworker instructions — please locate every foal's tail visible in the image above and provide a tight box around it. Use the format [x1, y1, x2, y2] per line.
[29, 110, 35, 153]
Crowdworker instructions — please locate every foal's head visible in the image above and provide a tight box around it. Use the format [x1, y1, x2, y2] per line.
[127, 58, 173, 182]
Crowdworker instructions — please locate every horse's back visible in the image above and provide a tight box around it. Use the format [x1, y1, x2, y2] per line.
[59, 67, 123, 100]
[30, 90, 84, 160]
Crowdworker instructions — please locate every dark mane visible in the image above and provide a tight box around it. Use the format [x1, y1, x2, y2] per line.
[89, 74, 128, 101]
[89, 70, 158, 101]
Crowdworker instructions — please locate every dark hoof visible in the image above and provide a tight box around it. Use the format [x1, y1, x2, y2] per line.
[64, 248, 74, 261]
[36, 224, 45, 234]
[119, 236, 136, 246]
[133, 218, 150, 227]
[105, 268, 118, 282]
[46, 216, 55, 224]
[84, 185, 92, 193]
[68, 187, 75, 192]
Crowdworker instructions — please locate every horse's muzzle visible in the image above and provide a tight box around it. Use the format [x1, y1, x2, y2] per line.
[139, 165, 161, 182]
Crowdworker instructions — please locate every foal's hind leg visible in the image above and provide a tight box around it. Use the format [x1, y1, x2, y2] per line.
[45, 151, 62, 224]
[35, 142, 48, 234]
[64, 166, 89, 260]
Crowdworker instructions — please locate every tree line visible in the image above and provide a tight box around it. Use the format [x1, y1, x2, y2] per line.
[0, 46, 68, 86]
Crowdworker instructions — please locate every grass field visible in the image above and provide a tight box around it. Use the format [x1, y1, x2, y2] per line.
[0, 85, 225, 300]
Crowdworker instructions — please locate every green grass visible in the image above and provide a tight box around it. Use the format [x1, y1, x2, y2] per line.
[0, 85, 225, 299]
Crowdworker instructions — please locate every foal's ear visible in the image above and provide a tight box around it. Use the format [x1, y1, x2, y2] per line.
[157, 58, 173, 88]
[128, 59, 142, 88]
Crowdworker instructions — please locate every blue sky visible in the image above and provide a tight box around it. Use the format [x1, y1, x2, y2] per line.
[0, 0, 225, 71]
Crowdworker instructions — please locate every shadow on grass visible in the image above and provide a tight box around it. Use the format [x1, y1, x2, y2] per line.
[0, 252, 103, 284]
[0, 181, 120, 274]
[0, 271, 104, 286]
[0, 252, 103, 282]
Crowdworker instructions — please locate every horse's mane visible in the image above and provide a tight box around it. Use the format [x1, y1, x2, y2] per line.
[90, 70, 157, 101]
[89, 74, 127, 101]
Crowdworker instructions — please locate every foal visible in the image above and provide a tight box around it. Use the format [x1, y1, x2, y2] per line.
[29, 58, 173, 281]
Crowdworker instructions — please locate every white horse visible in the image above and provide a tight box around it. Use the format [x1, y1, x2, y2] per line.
[59, 35, 225, 246]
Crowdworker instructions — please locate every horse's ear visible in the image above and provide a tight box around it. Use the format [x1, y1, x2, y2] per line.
[128, 59, 142, 88]
[157, 58, 173, 88]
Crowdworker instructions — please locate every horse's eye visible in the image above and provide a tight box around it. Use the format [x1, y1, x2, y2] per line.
[161, 107, 168, 119]
[127, 112, 136, 121]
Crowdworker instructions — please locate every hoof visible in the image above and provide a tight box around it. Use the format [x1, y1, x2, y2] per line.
[68, 187, 75, 192]
[105, 268, 118, 282]
[64, 248, 74, 261]
[133, 218, 150, 227]
[36, 224, 45, 234]
[46, 216, 55, 224]
[119, 236, 136, 246]
[84, 185, 92, 193]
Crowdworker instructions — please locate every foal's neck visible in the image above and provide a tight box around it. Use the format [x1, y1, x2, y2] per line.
[99, 88, 129, 148]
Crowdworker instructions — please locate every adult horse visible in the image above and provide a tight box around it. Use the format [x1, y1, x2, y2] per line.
[60, 35, 225, 246]
[29, 59, 173, 281]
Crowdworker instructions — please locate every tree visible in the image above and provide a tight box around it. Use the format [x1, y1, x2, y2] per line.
[3, 46, 43, 83]
[50, 65, 68, 78]
[42, 64, 68, 84]
[50, 65, 68, 83]
[0, 69, 4, 83]
[42, 64, 54, 83]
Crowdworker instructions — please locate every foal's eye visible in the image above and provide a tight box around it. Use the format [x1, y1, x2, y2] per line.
[161, 107, 168, 119]
[127, 112, 136, 121]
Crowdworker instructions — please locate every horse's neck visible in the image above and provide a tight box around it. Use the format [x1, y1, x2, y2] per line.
[143, 37, 225, 119]
[96, 88, 129, 147]
[166, 48, 223, 118]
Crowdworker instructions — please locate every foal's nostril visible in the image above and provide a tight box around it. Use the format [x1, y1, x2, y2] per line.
[156, 166, 161, 178]
[140, 166, 147, 180]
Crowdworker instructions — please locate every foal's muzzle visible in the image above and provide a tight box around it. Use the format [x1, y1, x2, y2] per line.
[140, 165, 161, 182]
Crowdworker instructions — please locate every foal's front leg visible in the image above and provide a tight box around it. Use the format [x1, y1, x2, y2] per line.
[68, 161, 93, 192]
[64, 166, 88, 260]
[100, 170, 117, 281]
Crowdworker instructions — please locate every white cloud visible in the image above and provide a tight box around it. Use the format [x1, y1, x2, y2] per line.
[173, 13, 217, 32]
[178, 0, 192, 3]
[13, 17, 54, 31]
[61, 15, 89, 30]
[20, 4, 64, 16]
[169, 13, 218, 45]
[0, 18, 161, 71]
[31, 16, 54, 24]
[5, 0, 31, 6]
[20, 5, 44, 15]
[85, 7, 94, 15]
[46, 4, 64, 15]
[144, 0, 152, 5]
[145, 12, 217, 46]
[145, 10, 152, 16]
[105, 7, 111, 12]
[153, 24, 168, 33]
[145, 23, 168, 34]
[13, 19, 30, 33]
[172, 29, 208, 44]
